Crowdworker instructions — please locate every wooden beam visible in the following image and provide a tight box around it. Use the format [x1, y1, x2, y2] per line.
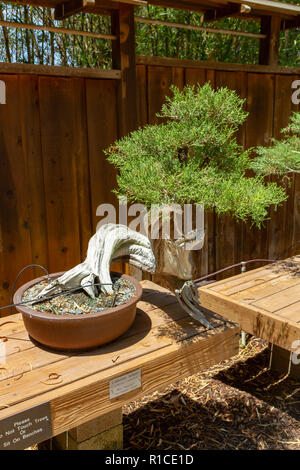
[136, 54, 300, 75]
[0, 61, 121, 79]
[111, 5, 137, 137]
[259, 15, 281, 66]
[135, 16, 265, 39]
[148, 0, 300, 17]
[198, 288, 300, 351]
[281, 17, 300, 30]
[55, 0, 95, 20]
[203, 4, 251, 22]
[0, 19, 117, 40]
[111, 0, 147, 5]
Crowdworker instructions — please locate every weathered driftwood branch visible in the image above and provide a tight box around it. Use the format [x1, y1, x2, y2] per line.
[38, 224, 156, 298]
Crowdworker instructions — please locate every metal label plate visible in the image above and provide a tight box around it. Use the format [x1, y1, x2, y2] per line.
[109, 369, 142, 399]
[0, 402, 52, 450]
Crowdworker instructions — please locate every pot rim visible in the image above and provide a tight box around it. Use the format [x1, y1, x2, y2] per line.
[13, 271, 142, 321]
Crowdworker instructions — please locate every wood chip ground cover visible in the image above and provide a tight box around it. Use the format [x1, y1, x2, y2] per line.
[122, 337, 300, 450]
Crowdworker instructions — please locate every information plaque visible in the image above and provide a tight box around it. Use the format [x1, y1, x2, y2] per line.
[109, 369, 142, 399]
[0, 402, 52, 450]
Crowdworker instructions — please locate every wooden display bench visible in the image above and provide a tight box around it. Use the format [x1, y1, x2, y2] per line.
[198, 257, 300, 380]
[0, 281, 239, 450]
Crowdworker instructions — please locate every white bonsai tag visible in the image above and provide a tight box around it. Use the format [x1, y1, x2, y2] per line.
[109, 369, 142, 399]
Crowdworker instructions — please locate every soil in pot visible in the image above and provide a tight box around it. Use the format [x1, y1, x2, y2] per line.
[22, 274, 136, 316]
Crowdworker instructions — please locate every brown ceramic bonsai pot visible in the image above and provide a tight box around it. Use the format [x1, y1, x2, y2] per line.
[13, 272, 142, 351]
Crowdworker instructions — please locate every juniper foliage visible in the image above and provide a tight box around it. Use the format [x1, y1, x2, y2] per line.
[106, 84, 289, 227]
[250, 112, 300, 176]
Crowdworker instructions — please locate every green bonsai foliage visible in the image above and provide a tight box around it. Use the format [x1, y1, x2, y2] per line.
[106, 84, 292, 227]
[250, 112, 300, 176]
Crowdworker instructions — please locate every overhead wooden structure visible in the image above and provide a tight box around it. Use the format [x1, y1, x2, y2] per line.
[1, 0, 299, 139]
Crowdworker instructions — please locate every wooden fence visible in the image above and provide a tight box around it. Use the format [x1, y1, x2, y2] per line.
[0, 58, 299, 311]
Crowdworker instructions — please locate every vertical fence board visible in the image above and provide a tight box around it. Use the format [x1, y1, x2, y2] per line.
[18, 75, 48, 279]
[214, 71, 247, 279]
[85, 79, 118, 230]
[136, 64, 148, 127]
[268, 74, 299, 260]
[39, 77, 82, 274]
[171, 67, 184, 90]
[71, 79, 93, 259]
[85, 78, 123, 273]
[243, 73, 275, 268]
[0, 76, 33, 310]
[185, 68, 206, 87]
[147, 66, 173, 124]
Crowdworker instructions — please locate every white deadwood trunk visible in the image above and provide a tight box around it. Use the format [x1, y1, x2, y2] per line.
[38, 224, 156, 298]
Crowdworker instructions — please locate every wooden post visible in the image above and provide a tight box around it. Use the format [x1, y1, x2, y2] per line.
[259, 15, 281, 66]
[111, 5, 137, 137]
[271, 345, 300, 380]
[39, 409, 123, 450]
[111, 5, 138, 279]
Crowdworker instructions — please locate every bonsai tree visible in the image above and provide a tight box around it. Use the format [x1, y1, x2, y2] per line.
[106, 84, 300, 288]
[106, 83, 296, 227]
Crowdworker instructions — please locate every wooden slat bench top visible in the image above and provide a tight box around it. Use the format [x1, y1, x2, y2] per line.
[198, 256, 300, 351]
[0, 281, 238, 439]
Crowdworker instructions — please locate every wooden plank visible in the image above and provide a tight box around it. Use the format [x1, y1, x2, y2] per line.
[111, 5, 137, 136]
[18, 76, 48, 280]
[85, 79, 118, 231]
[184, 70, 210, 278]
[214, 71, 247, 279]
[0, 323, 238, 436]
[291, 77, 300, 258]
[185, 68, 206, 87]
[271, 344, 300, 380]
[147, 65, 173, 124]
[268, 74, 299, 261]
[259, 16, 281, 66]
[207, 255, 300, 293]
[71, 79, 92, 259]
[0, 75, 33, 310]
[136, 64, 148, 128]
[276, 302, 300, 323]
[54, 0, 96, 20]
[0, 313, 228, 409]
[134, 15, 265, 39]
[219, 269, 289, 297]
[39, 77, 82, 274]
[136, 55, 300, 75]
[198, 287, 299, 350]
[243, 72, 275, 269]
[0, 62, 121, 80]
[231, 277, 300, 303]
[251, 281, 300, 313]
[172, 67, 184, 90]
[0, 297, 190, 382]
[1, 301, 201, 384]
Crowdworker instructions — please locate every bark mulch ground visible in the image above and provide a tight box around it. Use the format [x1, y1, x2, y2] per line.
[122, 337, 300, 450]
